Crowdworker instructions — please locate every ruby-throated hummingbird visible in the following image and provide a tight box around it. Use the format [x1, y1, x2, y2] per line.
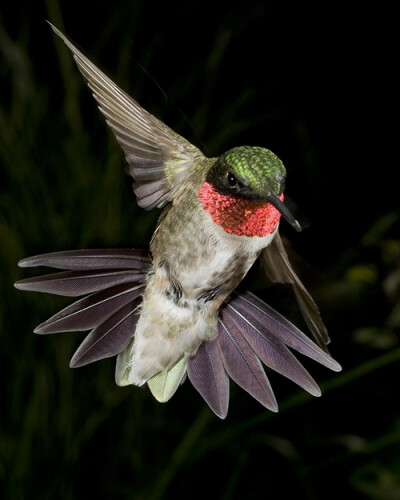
[15, 25, 341, 418]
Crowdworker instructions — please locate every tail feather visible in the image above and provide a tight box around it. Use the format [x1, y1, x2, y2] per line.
[15, 248, 149, 368]
[224, 302, 321, 397]
[233, 291, 341, 372]
[70, 299, 142, 367]
[187, 338, 230, 419]
[33, 283, 145, 334]
[218, 309, 278, 412]
[17, 248, 151, 271]
[15, 269, 147, 297]
[15, 248, 341, 418]
[188, 290, 341, 417]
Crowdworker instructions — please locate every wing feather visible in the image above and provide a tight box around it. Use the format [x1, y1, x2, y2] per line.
[261, 233, 330, 349]
[49, 23, 205, 210]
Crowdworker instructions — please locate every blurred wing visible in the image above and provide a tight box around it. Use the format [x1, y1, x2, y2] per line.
[260, 233, 330, 350]
[49, 23, 205, 210]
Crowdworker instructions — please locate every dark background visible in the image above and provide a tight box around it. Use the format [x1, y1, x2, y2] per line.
[1, 1, 399, 499]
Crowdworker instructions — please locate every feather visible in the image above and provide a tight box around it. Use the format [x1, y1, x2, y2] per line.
[186, 291, 340, 414]
[224, 302, 321, 396]
[232, 291, 341, 372]
[114, 345, 132, 387]
[48, 23, 205, 210]
[218, 309, 278, 412]
[188, 338, 230, 419]
[14, 269, 147, 297]
[33, 283, 145, 334]
[261, 233, 330, 349]
[147, 356, 188, 402]
[70, 299, 142, 367]
[17, 248, 151, 271]
[13, 25, 342, 420]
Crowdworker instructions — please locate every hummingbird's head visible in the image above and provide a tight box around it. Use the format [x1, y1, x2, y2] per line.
[205, 146, 301, 232]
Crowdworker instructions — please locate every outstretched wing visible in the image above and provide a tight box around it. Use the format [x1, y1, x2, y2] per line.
[260, 233, 330, 350]
[49, 23, 205, 210]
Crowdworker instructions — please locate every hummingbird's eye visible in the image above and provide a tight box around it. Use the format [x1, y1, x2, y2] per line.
[227, 172, 237, 187]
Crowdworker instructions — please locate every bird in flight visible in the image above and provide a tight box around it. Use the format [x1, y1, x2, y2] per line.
[15, 24, 341, 418]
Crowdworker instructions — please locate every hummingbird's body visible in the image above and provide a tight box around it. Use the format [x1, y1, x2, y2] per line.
[123, 162, 278, 389]
[15, 25, 341, 417]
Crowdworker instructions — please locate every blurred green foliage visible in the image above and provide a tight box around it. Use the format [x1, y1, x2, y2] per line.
[1, 1, 398, 499]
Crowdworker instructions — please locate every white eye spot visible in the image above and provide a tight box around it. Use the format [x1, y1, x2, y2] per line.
[227, 172, 237, 187]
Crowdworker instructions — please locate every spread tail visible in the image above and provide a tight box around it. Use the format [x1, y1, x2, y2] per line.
[15, 249, 150, 366]
[16, 250, 341, 418]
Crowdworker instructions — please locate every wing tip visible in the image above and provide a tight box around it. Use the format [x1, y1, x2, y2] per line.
[47, 21, 67, 44]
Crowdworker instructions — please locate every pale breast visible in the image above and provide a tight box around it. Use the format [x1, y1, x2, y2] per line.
[152, 201, 278, 305]
[124, 200, 278, 385]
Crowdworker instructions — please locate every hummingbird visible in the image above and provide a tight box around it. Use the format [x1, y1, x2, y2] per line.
[15, 24, 341, 419]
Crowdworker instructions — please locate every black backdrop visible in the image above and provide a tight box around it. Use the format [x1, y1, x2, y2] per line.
[1, 2, 398, 499]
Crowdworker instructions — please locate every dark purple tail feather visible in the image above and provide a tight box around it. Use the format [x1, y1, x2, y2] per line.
[218, 309, 278, 412]
[33, 283, 145, 334]
[187, 337, 230, 419]
[17, 248, 151, 271]
[224, 303, 321, 397]
[70, 299, 142, 367]
[16, 248, 340, 417]
[16, 249, 149, 369]
[15, 269, 147, 297]
[188, 290, 341, 416]
[233, 292, 341, 372]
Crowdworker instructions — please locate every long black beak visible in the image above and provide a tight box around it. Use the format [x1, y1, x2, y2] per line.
[267, 193, 302, 232]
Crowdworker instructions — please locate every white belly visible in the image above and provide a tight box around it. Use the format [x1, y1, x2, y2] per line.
[117, 220, 278, 386]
